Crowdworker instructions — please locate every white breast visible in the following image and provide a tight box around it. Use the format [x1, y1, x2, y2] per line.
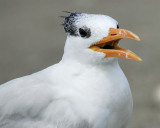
[42, 60, 133, 128]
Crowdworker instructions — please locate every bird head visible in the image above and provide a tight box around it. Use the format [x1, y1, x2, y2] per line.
[62, 12, 141, 64]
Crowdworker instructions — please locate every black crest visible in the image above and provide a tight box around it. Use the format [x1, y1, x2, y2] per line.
[62, 12, 82, 36]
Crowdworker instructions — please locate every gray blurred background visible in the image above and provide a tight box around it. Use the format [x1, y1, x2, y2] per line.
[0, 0, 160, 128]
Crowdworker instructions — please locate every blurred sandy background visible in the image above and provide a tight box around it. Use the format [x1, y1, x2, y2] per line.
[0, 0, 160, 128]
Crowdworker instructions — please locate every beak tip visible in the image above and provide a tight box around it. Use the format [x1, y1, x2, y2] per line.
[134, 35, 140, 41]
[137, 37, 141, 41]
[137, 57, 142, 61]
[129, 30, 140, 41]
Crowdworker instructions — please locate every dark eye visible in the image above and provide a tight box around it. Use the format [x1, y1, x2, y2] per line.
[79, 27, 91, 38]
[117, 25, 119, 29]
[79, 28, 87, 37]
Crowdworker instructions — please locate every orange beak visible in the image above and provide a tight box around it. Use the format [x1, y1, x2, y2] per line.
[89, 28, 142, 61]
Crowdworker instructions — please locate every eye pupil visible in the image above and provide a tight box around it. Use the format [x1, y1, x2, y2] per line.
[117, 25, 119, 29]
[79, 28, 87, 37]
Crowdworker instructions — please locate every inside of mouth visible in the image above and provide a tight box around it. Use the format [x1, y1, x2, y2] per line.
[100, 44, 114, 49]
[97, 40, 119, 50]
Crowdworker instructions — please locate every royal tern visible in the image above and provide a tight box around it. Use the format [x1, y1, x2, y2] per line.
[0, 12, 141, 128]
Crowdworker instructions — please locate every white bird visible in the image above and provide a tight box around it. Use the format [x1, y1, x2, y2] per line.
[0, 12, 141, 128]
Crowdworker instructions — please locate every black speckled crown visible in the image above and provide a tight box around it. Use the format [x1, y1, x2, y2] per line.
[62, 12, 82, 36]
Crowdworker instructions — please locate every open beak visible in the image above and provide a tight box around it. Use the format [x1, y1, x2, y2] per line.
[89, 28, 142, 61]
